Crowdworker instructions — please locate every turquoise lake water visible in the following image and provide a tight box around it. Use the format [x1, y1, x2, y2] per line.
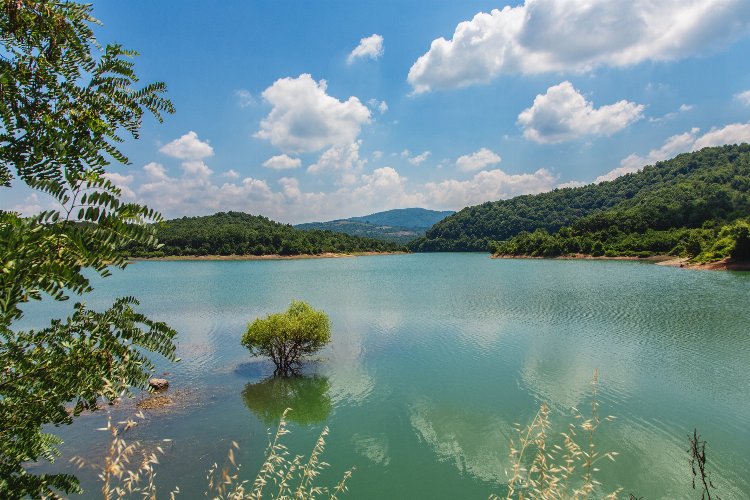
[23, 254, 750, 498]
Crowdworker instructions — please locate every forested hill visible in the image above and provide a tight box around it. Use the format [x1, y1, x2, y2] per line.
[410, 144, 750, 252]
[295, 208, 454, 244]
[126, 212, 405, 257]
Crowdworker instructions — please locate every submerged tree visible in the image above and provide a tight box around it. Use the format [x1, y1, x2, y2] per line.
[241, 301, 331, 375]
[1, 1, 176, 496]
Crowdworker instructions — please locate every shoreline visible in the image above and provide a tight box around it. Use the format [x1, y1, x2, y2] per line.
[491, 254, 673, 262]
[129, 251, 408, 262]
[655, 256, 750, 271]
[492, 253, 750, 271]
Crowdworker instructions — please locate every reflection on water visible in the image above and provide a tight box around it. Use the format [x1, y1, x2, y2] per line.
[408, 397, 509, 483]
[242, 375, 332, 426]
[352, 433, 391, 466]
[19, 255, 750, 498]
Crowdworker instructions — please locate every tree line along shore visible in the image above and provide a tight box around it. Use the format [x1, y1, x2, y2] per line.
[124, 211, 407, 258]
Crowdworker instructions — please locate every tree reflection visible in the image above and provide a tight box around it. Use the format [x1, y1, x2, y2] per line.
[242, 375, 332, 426]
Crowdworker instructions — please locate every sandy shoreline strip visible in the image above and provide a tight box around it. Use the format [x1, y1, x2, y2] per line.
[492, 253, 749, 271]
[492, 254, 673, 262]
[130, 251, 408, 262]
[655, 256, 750, 271]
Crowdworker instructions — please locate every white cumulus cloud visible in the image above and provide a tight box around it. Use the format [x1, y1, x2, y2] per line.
[11, 193, 43, 215]
[456, 148, 502, 171]
[408, 151, 431, 166]
[159, 131, 214, 160]
[649, 103, 694, 123]
[255, 74, 371, 154]
[556, 180, 587, 189]
[143, 162, 169, 180]
[367, 99, 389, 115]
[349, 167, 422, 210]
[347, 34, 384, 64]
[408, 0, 750, 93]
[123, 137, 569, 222]
[263, 154, 302, 170]
[693, 122, 750, 149]
[307, 141, 367, 185]
[181, 160, 213, 178]
[103, 172, 135, 198]
[423, 168, 557, 209]
[127, 159, 558, 222]
[137, 161, 282, 218]
[596, 122, 750, 182]
[518, 81, 644, 143]
[235, 89, 255, 108]
[736, 90, 750, 105]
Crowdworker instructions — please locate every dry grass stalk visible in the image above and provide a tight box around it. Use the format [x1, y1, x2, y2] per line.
[206, 408, 354, 500]
[76, 407, 352, 499]
[71, 411, 179, 500]
[492, 369, 622, 500]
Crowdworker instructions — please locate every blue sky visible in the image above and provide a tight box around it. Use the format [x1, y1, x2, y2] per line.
[6, 0, 750, 222]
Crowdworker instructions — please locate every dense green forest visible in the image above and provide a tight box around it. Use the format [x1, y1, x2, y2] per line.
[411, 145, 750, 260]
[126, 212, 405, 257]
[295, 208, 454, 244]
[491, 220, 750, 262]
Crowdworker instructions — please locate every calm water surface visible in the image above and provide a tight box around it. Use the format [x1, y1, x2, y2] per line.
[24, 254, 750, 498]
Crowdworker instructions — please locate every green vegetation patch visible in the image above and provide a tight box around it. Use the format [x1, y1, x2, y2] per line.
[126, 211, 406, 257]
[242, 300, 331, 375]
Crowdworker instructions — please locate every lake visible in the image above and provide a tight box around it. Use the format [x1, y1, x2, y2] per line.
[23, 254, 750, 498]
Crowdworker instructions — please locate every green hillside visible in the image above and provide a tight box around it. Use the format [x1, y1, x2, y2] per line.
[126, 212, 406, 257]
[410, 145, 750, 256]
[296, 208, 454, 244]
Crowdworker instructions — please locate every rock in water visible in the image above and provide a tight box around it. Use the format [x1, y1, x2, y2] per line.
[149, 378, 169, 391]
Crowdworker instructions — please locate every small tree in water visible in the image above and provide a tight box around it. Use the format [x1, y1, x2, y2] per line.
[242, 301, 331, 375]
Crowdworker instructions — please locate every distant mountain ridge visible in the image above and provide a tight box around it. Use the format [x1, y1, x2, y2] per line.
[295, 208, 454, 244]
[346, 208, 455, 228]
